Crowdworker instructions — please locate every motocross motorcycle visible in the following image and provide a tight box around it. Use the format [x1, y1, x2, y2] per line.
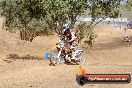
[49, 40, 85, 66]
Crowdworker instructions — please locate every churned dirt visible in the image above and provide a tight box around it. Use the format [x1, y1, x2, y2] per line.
[0, 17, 132, 88]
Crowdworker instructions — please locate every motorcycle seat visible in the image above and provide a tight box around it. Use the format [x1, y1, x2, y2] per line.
[76, 50, 83, 52]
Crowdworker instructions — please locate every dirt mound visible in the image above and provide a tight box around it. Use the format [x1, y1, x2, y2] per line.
[0, 17, 58, 64]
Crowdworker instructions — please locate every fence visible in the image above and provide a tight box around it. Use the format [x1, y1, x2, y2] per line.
[77, 17, 130, 29]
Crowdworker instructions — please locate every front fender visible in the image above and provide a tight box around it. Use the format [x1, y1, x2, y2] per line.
[52, 45, 59, 50]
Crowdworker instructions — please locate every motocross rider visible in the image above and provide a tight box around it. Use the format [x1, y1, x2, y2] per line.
[123, 21, 132, 42]
[61, 23, 78, 60]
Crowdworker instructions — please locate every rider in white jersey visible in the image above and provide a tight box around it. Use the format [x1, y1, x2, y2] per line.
[62, 23, 78, 60]
[123, 21, 132, 42]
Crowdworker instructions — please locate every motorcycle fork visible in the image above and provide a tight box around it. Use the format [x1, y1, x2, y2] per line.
[57, 50, 61, 59]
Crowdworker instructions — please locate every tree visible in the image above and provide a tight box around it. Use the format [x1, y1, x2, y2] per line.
[0, 0, 122, 45]
[126, 0, 132, 11]
[0, 0, 53, 41]
[76, 0, 122, 46]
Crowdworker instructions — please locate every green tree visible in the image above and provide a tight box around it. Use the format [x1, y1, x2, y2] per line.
[126, 0, 132, 11]
[76, 0, 121, 46]
[0, 0, 122, 45]
[0, 0, 53, 41]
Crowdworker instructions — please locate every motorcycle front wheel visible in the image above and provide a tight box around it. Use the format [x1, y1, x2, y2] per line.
[49, 53, 61, 66]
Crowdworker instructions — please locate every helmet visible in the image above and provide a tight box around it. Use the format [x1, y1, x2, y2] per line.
[127, 21, 132, 25]
[63, 23, 72, 31]
[127, 21, 132, 29]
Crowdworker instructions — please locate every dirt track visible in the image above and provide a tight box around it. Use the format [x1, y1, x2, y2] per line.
[0, 17, 132, 88]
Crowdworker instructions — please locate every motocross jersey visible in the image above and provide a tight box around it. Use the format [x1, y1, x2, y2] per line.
[61, 29, 78, 44]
